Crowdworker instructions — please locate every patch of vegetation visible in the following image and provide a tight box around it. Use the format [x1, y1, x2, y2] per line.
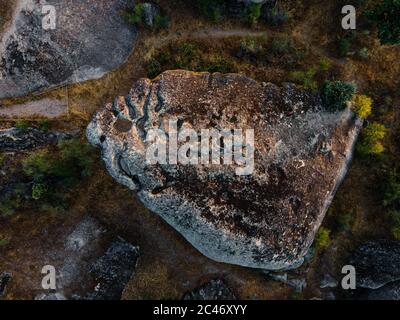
[322, 80, 356, 111]
[290, 68, 318, 91]
[357, 122, 387, 158]
[271, 34, 291, 55]
[314, 227, 331, 251]
[15, 120, 29, 131]
[366, 0, 400, 45]
[198, 0, 223, 22]
[245, 3, 262, 26]
[146, 42, 237, 78]
[123, 3, 169, 30]
[352, 94, 372, 119]
[38, 119, 51, 132]
[21, 139, 97, 213]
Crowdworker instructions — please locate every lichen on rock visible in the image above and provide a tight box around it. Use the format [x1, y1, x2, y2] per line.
[87, 70, 362, 270]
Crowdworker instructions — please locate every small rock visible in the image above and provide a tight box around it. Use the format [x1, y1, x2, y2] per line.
[183, 279, 236, 300]
[86, 238, 139, 300]
[0, 272, 11, 297]
[35, 293, 67, 300]
[142, 3, 160, 28]
[320, 274, 338, 289]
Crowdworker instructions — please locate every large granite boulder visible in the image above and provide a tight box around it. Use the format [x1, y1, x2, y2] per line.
[0, 0, 137, 99]
[87, 70, 362, 270]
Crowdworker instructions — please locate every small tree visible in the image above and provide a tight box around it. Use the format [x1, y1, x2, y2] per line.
[246, 3, 262, 26]
[314, 227, 330, 251]
[352, 94, 372, 119]
[322, 80, 356, 111]
[357, 122, 387, 157]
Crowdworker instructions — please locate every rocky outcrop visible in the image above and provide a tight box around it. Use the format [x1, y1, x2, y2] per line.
[0, 127, 70, 151]
[183, 279, 236, 300]
[348, 240, 400, 290]
[86, 238, 139, 300]
[35, 217, 139, 300]
[87, 70, 362, 270]
[0, 0, 137, 99]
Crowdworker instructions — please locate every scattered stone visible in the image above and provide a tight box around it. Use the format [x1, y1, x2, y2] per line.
[142, 3, 160, 28]
[0, 0, 137, 99]
[320, 274, 338, 289]
[0, 272, 11, 297]
[0, 127, 71, 151]
[35, 293, 67, 300]
[348, 240, 400, 289]
[86, 238, 139, 300]
[183, 279, 236, 300]
[87, 70, 363, 270]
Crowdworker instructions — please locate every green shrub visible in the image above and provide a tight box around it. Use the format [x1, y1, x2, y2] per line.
[201, 56, 236, 74]
[22, 150, 54, 181]
[338, 37, 352, 57]
[32, 183, 48, 200]
[154, 15, 169, 30]
[199, 0, 223, 22]
[337, 212, 353, 232]
[322, 80, 356, 111]
[384, 171, 400, 209]
[15, 120, 29, 131]
[366, 0, 400, 45]
[38, 119, 51, 132]
[357, 122, 387, 157]
[290, 68, 318, 91]
[146, 59, 162, 78]
[271, 35, 291, 55]
[123, 3, 145, 25]
[319, 57, 332, 73]
[245, 3, 262, 26]
[314, 227, 331, 251]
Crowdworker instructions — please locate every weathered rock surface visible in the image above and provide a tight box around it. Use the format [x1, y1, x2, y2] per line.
[0, 0, 137, 99]
[183, 279, 236, 300]
[0, 127, 70, 151]
[0, 272, 11, 297]
[348, 240, 400, 290]
[87, 70, 362, 270]
[366, 281, 400, 300]
[86, 238, 139, 300]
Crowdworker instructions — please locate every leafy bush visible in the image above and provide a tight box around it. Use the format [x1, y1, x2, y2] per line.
[15, 120, 29, 131]
[337, 213, 353, 232]
[32, 183, 48, 200]
[154, 15, 169, 30]
[366, 0, 400, 45]
[384, 171, 400, 209]
[319, 57, 332, 73]
[357, 122, 387, 157]
[271, 35, 291, 55]
[322, 81, 356, 111]
[38, 119, 51, 132]
[22, 139, 97, 207]
[352, 94, 372, 119]
[201, 56, 236, 74]
[314, 227, 331, 251]
[290, 68, 318, 91]
[199, 0, 223, 22]
[123, 3, 145, 25]
[245, 3, 262, 26]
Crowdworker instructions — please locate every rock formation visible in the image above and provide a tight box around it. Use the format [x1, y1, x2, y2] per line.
[0, 0, 137, 99]
[348, 240, 400, 290]
[87, 70, 362, 270]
